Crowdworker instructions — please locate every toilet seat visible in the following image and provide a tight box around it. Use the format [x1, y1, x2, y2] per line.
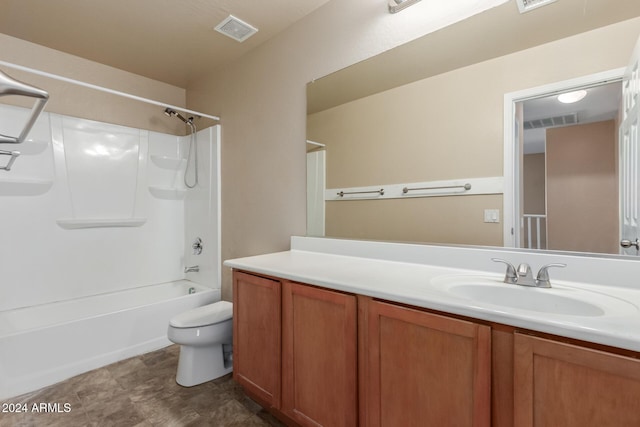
[169, 301, 233, 328]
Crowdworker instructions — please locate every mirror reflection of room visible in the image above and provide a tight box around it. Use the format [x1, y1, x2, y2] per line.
[307, 12, 639, 256]
[520, 81, 621, 254]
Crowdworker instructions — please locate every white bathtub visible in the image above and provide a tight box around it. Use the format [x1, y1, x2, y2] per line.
[0, 280, 218, 400]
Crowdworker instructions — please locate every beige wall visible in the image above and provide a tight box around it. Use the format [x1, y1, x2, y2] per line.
[0, 34, 187, 134]
[307, 73, 505, 245]
[523, 154, 546, 215]
[187, 9, 640, 299]
[307, 80, 501, 187]
[546, 120, 618, 254]
[326, 195, 503, 246]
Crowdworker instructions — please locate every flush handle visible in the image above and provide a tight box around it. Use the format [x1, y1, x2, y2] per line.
[620, 238, 640, 250]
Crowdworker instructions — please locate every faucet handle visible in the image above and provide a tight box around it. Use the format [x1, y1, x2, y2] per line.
[192, 237, 203, 255]
[535, 263, 566, 288]
[492, 258, 517, 284]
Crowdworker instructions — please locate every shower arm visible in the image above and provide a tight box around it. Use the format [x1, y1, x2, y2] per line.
[0, 70, 49, 144]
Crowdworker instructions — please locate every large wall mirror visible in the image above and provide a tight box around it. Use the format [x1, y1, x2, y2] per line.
[306, 0, 640, 257]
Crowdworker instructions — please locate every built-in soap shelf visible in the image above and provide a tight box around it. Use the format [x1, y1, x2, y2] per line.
[148, 186, 187, 200]
[0, 177, 53, 196]
[56, 218, 147, 229]
[150, 155, 185, 170]
[148, 155, 187, 200]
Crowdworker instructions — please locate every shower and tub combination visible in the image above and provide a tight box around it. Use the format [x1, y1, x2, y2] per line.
[0, 65, 222, 399]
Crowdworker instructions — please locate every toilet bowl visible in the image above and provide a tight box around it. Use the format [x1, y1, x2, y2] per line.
[167, 300, 233, 387]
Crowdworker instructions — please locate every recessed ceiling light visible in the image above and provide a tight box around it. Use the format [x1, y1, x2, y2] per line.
[214, 15, 258, 43]
[557, 90, 587, 104]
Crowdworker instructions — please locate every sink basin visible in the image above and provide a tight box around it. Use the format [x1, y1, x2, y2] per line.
[447, 283, 604, 316]
[430, 276, 638, 317]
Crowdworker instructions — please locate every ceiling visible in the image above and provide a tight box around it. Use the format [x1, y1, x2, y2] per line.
[3, 0, 640, 94]
[0, 0, 332, 88]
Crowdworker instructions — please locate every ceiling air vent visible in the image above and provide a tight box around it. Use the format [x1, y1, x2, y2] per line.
[524, 113, 578, 130]
[516, 0, 558, 13]
[214, 15, 258, 42]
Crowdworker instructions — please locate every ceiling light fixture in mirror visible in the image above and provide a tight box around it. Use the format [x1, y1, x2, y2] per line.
[557, 89, 588, 104]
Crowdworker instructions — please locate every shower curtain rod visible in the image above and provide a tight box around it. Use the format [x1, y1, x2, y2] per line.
[306, 140, 326, 147]
[0, 60, 220, 121]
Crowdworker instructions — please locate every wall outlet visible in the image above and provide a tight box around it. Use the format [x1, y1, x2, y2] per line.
[484, 209, 500, 223]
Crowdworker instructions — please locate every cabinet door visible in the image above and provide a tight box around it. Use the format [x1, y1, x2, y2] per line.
[233, 271, 281, 408]
[360, 298, 491, 427]
[282, 281, 358, 427]
[514, 333, 640, 427]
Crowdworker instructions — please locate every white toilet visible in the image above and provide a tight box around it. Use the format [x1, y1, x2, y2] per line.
[167, 301, 233, 387]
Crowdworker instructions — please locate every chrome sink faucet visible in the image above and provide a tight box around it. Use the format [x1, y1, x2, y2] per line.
[492, 258, 566, 288]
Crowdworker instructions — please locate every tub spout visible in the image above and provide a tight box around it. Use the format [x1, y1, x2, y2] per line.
[184, 265, 199, 273]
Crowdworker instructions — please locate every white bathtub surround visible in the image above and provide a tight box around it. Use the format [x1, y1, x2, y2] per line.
[224, 236, 640, 352]
[0, 103, 220, 312]
[0, 281, 218, 400]
[183, 126, 222, 289]
[0, 102, 223, 399]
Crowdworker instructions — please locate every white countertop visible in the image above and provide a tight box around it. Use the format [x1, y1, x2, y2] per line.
[224, 248, 640, 352]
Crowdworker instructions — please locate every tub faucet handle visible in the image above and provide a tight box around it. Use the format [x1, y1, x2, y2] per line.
[192, 237, 203, 255]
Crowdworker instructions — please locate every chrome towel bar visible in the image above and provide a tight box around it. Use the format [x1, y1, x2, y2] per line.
[337, 189, 384, 197]
[0, 69, 49, 145]
[402, 183, 471, 193]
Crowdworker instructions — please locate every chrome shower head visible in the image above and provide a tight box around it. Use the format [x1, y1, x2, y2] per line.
[163, 107, 192, 124]
[163, 108, 195, 137]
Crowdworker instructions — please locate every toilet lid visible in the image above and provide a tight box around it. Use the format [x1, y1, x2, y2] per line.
[170, 301, 233, 328]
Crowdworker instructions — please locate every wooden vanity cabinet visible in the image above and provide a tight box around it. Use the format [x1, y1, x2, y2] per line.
[233, 270, 358, 427]
[233, 271, 282, 408]
[233, 269, 640, 427]
[513, 333, 640, 427]
[358, 297, 492, 427]
[282, 281, 358, 427]
[233, 270, 491, 427]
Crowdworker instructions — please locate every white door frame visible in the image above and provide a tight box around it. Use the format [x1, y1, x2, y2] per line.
[306, 149, 326, 237]
[502, 68, 625, 248]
